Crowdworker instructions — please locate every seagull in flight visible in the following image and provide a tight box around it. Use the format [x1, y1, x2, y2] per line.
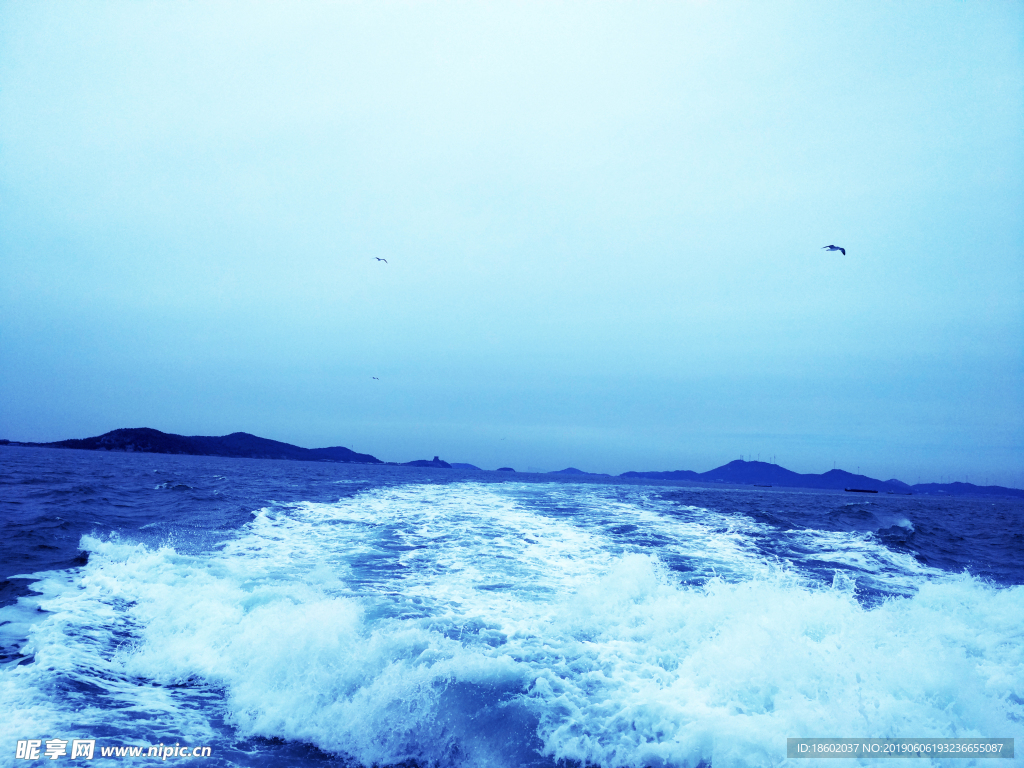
[822, 245, 846, 255]
[375, 257, 388, 263]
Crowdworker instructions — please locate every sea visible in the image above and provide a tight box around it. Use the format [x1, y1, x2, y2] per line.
[1, 445, 1022, 767]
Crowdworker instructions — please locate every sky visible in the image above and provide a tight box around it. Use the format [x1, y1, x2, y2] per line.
[1, 1, 1021, 485]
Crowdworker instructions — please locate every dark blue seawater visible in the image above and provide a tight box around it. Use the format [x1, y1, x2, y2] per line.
[2, 446, 1022, 767]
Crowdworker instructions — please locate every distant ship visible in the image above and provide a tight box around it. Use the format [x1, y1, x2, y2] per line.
[845, 488, 878, 493]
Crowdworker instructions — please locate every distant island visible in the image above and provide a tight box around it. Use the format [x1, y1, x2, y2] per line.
[2, 428, 1021, 498]
[619, 460, 1024, 498]
[401, 456, 452, 468]
[0, 427, 382, 464]
[549, 467, 611, 477]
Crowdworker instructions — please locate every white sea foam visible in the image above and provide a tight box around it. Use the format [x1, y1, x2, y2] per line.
[2, 482, 1021, 767]
[527, 556, 1023, 767]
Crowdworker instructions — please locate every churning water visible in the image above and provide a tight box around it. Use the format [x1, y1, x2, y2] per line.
[1, 447, 1021, 767]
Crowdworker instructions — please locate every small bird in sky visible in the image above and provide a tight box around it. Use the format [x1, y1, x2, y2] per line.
[822, 245, 846, 255]
[372, 377, 379, 380]
[375, 257, 388, 263]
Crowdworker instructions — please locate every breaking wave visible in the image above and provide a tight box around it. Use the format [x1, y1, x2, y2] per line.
[2, 482, 1022, 767]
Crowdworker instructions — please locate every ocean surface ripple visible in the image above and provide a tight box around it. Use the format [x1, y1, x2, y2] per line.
[2, 447, 1022, 767]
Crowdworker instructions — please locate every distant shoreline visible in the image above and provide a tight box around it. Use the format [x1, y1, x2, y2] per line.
[2, 428, 1021, 498]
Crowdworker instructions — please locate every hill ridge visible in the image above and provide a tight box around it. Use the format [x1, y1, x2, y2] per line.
[6, 427, 382, 464]
[620, 459, 1022, 497]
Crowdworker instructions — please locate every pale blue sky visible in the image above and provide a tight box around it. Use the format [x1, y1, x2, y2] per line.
[1, 1, 1021, 484]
